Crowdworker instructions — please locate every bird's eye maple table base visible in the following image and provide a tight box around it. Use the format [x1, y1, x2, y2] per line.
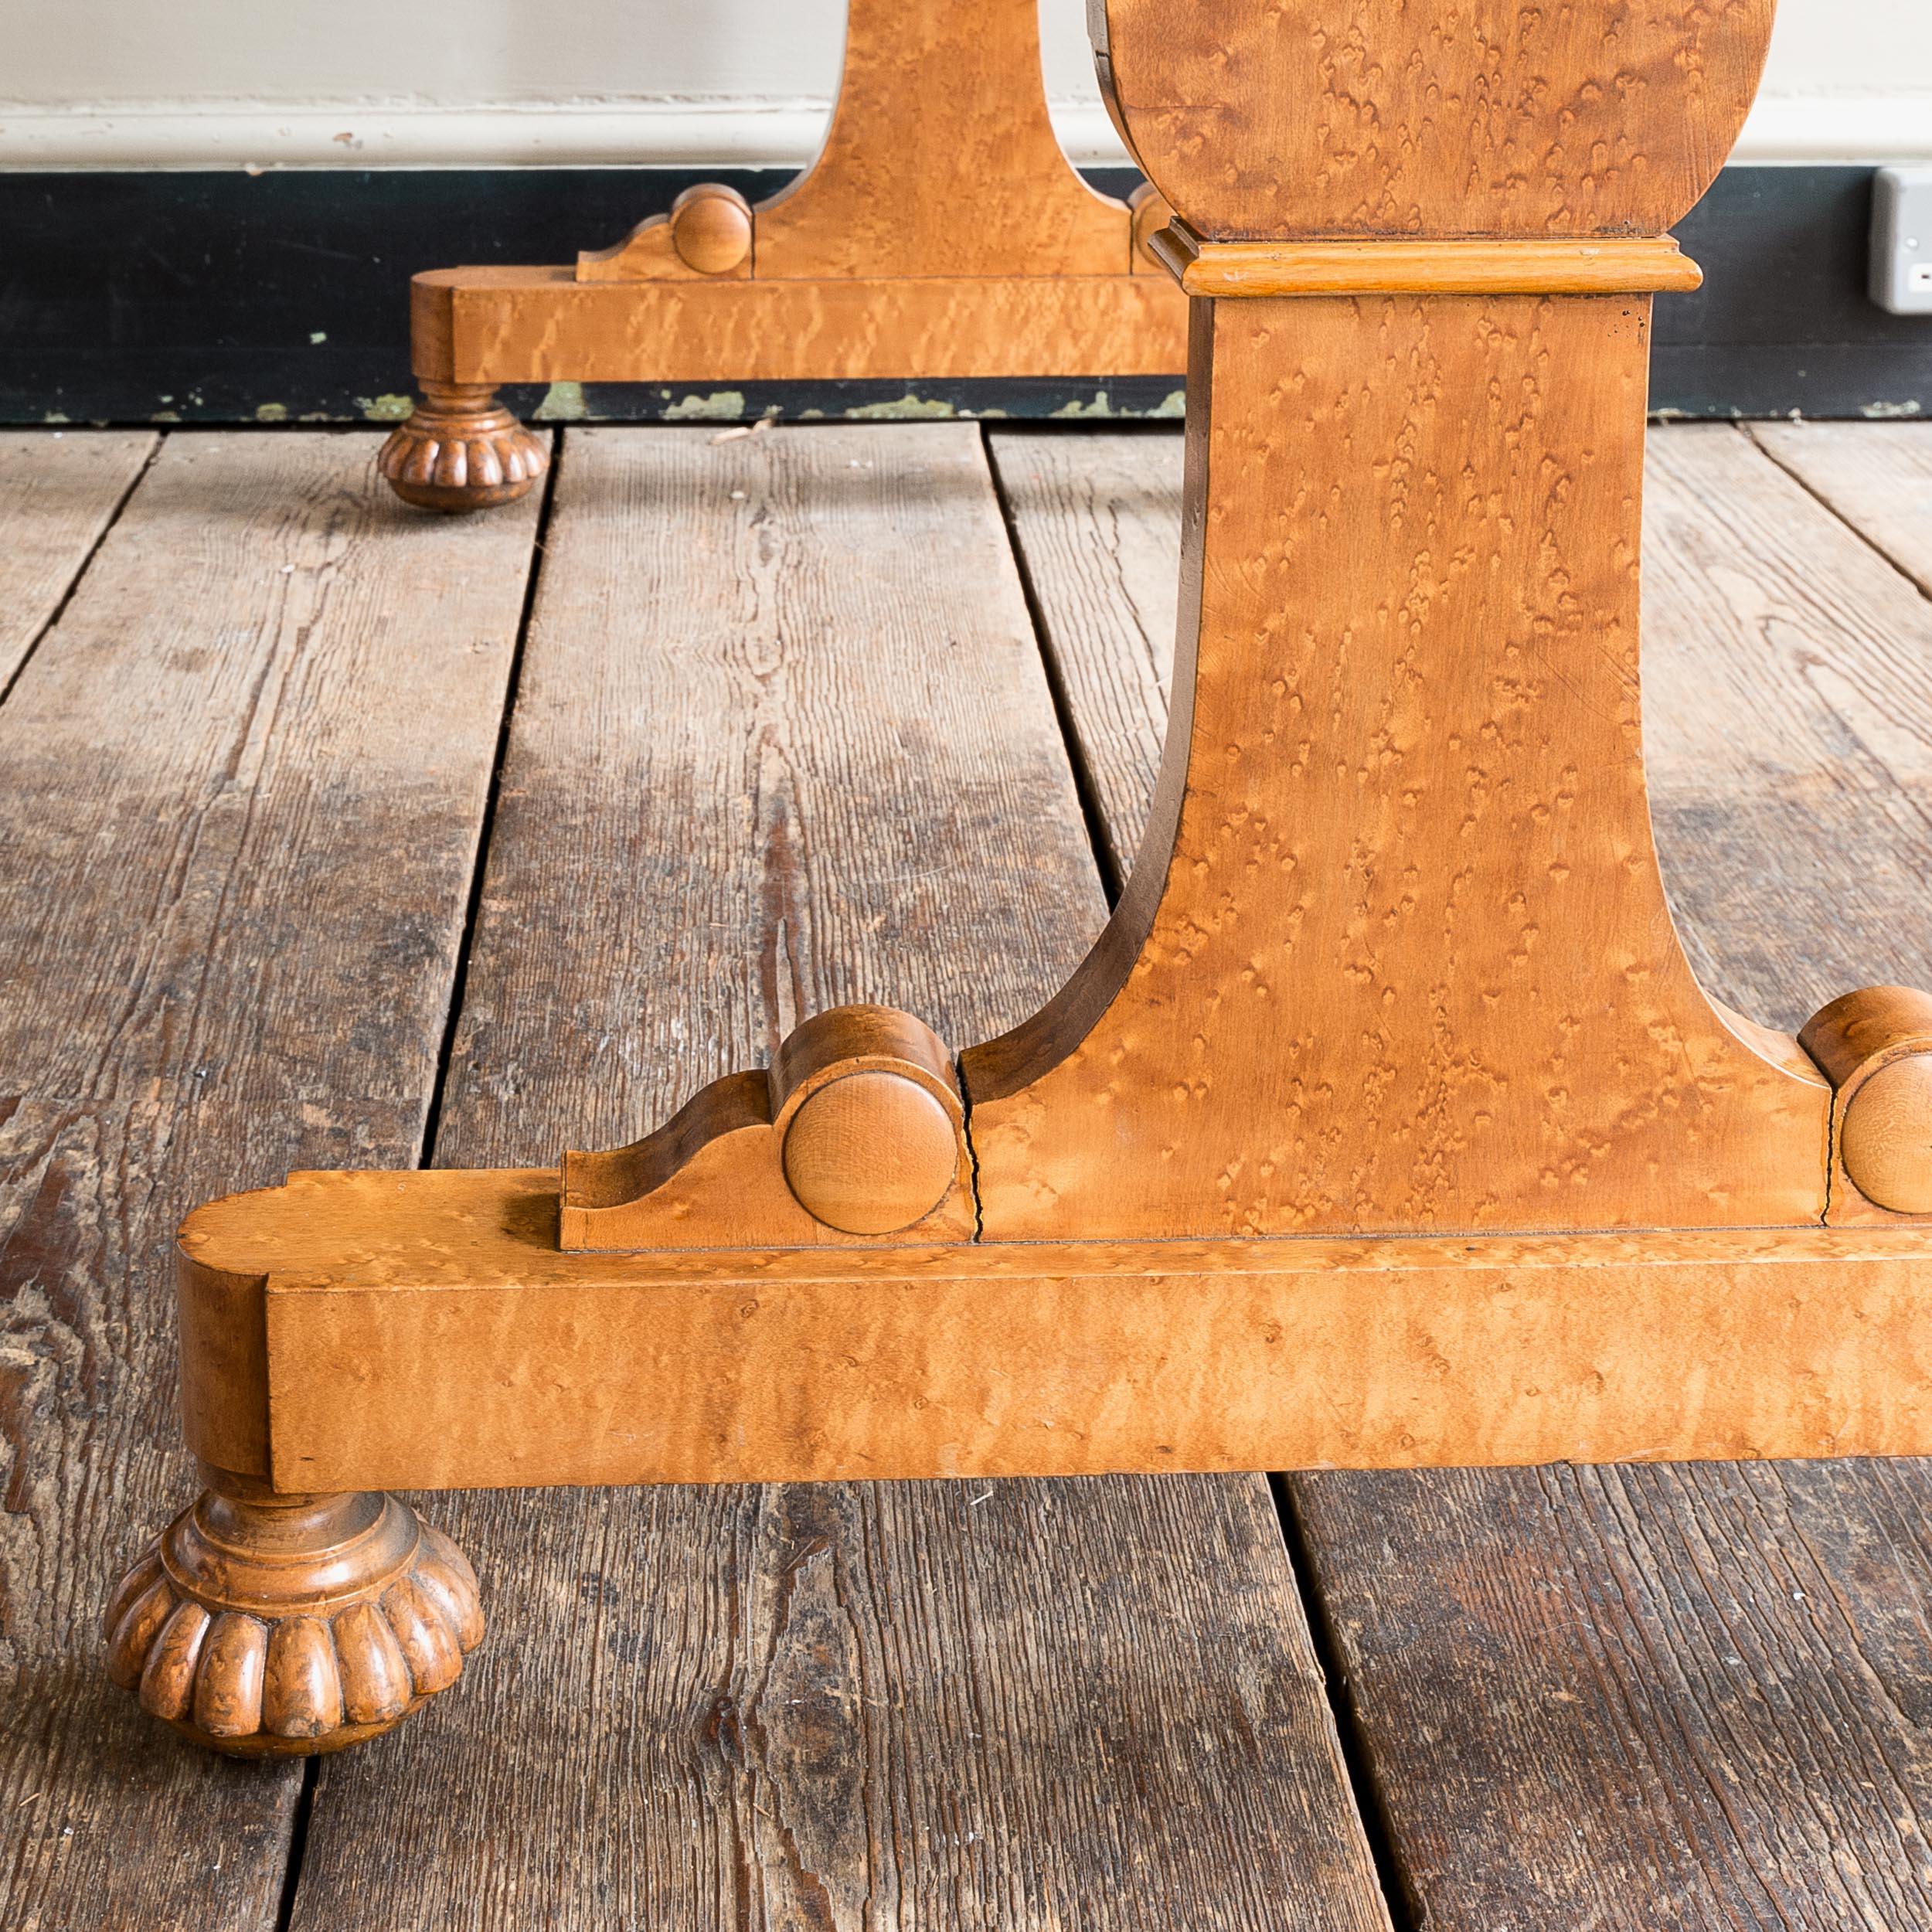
[106, 0, 1932, 1757]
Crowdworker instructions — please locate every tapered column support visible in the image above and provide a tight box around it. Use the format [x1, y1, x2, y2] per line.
[753, 0, 1128, 280]
[964, 0, 1831, 1241]
[964, 253, 1834, 1239]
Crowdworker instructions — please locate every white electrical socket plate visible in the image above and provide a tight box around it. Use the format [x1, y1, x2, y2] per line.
[1872, 168, 1932, 316]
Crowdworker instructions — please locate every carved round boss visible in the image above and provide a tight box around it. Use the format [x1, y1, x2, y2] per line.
[1841, 1054, 1932, 1216]
[671, 183, 753, 275]
[781, 1068, 961, 1235]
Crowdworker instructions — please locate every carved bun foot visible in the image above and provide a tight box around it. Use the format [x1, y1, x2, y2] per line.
[377, 382, 548, 512]
[103, 1476, 483, 1757]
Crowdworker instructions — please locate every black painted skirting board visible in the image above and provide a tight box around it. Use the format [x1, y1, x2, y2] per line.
[0, 165, 1927, 424]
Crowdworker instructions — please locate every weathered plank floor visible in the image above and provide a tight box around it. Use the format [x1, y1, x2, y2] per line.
[0, 417, 1927, 1930]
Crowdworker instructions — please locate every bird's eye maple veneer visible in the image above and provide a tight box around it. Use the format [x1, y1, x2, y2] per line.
[104, 0, 1932, 1758]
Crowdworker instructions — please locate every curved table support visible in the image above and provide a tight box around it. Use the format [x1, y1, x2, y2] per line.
[112, 0, 1932, 1755]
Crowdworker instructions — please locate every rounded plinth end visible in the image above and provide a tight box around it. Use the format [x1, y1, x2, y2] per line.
[378, 383, 548, 512]
[104, 1485, 483, 1757]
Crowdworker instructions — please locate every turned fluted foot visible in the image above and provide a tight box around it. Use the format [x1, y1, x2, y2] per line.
[377, 381, 548, 512]
[103, 1476, 483, 1757]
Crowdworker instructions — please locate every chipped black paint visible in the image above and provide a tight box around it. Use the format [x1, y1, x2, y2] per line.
[0, 165, 1925, 424]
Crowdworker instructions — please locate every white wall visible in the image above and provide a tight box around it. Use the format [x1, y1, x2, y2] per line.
[0, 0, 1926, 168]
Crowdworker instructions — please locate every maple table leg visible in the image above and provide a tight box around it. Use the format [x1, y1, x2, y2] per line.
[101, 0, 1932, 1760]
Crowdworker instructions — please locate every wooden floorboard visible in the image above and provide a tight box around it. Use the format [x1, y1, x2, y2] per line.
[989, 430, 1179, 889]
[1750, 421, 1932, 599]
[0, 430, 154, 689]
[1640, 423, 1932, 1029]
[0, 431, 540, 1931]
[995, 420, 1932, 1930]
[286, 423, 1391, 1932]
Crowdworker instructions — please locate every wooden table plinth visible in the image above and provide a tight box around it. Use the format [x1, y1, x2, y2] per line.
[104, 0, 1932, 1766]
[409, 268, 1189, 389]
[160, 1166, 1932, 1497]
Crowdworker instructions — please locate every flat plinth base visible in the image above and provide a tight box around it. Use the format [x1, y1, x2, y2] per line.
[179, 1169, 1932, 1493]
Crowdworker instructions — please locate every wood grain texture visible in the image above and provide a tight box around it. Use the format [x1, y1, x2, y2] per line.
[1642, 425, 1932, 1034]
[968, 299, 1828, 1242]
[284, 423, 1389, 1932]
[1153, 234, 1703, 298]
[244, 1202, 1932, 1492]
[1294, 1461, 1932, 1930]
[1009, 420, 1932, 1930]
[1800, 985, 1932, 1225]
[1750, 421, 1932, 598]
[988, 429, 1181, 886]
[672, 184, 756, 277]
[1800, 986, 1932, 1094]
[408, 0, 1189, 414]
[558, 1002, 975, 1250]
[0, 433, 541, 1107]
[754, 0, 1128, 281]
[0, 435, 537, 1927]
[577, 185, 756, 284]
[1094, 0, 1774, 240]
[988, 423, 1930, 1095]
[440, 425, 1094, 1158]
[1319, 428, 1932, 1923]
[0, 428, 152, 685]
[421, 267, 1188, 386]
[191, 395, 1932, 1502]
[1841, 1057, 1932, 1214]
[164, 1153, 1932, 1492]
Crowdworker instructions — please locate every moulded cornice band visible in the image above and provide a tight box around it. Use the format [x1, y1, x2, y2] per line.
[1149, 227, 1705, 297]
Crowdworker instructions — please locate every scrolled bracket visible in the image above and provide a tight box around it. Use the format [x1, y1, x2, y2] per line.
[560, 1003, 975, 1250]
[577, 183, 755, 282]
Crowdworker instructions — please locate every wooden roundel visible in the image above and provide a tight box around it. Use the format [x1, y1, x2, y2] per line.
[670, 184, 753, 275]
[782, 1068, 962, 1236]
[1842, 1056, 1932, 1216]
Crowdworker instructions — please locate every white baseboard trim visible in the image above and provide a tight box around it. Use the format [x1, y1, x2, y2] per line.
[0, 93, 1925, 172]
[1735, 94, 1932, 163]
[0, 99, 1127, 169]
